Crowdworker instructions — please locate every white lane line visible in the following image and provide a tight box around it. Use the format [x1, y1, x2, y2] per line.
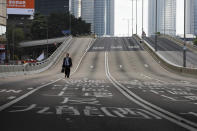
[161, 95, 177, 101]
[150, 90, 159, 95]
[7, 96, 16, 100]
[0, 79, 61, 112]
[105, 52, 197, 131]
[71, 39, 95, 75]
[0, 39, 93, 112]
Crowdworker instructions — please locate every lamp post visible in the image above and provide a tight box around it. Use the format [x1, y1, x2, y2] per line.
[142, 0, 144, 36]
[0, 2, 9, 62]
[40, 26, 49, 58]
[136, 0, 138, 34]
[123, 18, 131, 36]
[132, 0, 134, 35]
[183, 0, 186, 67]
[155, 0, 158, 52]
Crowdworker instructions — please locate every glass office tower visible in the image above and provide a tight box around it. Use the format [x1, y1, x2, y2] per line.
[81, 0, 94, 33]
[94, 0, 114, 36]
[35, 0, 69, 15]
[71, 0, 81, 18]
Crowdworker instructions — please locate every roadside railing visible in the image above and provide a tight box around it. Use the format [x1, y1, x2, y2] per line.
[133, 35, 197, 76]
[0, 36, 72, 75]
[160, 34, 197, 54]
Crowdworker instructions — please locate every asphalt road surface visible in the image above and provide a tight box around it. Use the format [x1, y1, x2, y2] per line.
[0, 37, 197, 131]
[144, 36, 197, 68]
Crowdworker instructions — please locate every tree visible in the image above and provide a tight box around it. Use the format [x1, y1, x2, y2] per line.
[193, 39, 197, 46]
[31, 13, 48, 40]
[7, 26, 25, 60]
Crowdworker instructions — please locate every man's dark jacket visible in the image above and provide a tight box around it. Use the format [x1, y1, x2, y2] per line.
[62, 57, 72, 68]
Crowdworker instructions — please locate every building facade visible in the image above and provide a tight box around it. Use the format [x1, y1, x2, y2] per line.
[81, 0, 94, 33]
[35, 0, 69, 15]
[94, 0, 114, 36]
[148, 0, 176, 36]
[71, 0, 81, 18]
[0, 0, 6, 36]
[0, 0, 6, 63]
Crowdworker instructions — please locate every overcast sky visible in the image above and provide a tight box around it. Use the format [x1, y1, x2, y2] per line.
[114, 0, 149, 37]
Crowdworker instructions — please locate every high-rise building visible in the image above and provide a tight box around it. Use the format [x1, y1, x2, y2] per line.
[0, 0, 6, 63]
[0, 0, 6, 36]
[35, 0, 69, 15]
[148, 0, 176, 36]
[71, 0, 81, 18]
[81, 0, 94, 33]
[94, 0, 114, 36]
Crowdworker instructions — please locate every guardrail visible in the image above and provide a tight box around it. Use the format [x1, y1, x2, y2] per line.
[160, 34, 197, 54]
[0, 36, 72, 75]
[133, 35, 197, 76]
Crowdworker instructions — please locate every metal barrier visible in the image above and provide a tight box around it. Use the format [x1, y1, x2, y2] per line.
[160, 34, 197, 54]
[133, 35, 197, 76]
[0, 36, 72, 75]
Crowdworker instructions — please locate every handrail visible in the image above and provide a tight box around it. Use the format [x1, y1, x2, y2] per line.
[0, 36, 72, 75]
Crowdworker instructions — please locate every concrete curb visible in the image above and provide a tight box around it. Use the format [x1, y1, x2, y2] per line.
[133, 35, 197, 76]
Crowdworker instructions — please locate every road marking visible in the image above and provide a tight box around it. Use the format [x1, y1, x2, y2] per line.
[111, 46, 122, 49]
[7, 96, 16, 100]
[93, 47, 104, 50]
[0, 39, 93, 112]
[128, 46, 140, 49]
[161, 95, 177, 101]
[105, 51, 197, 131]
[150, 90, 159, 95]
[58, 91, 65, 96]
[0, 89, 22, 93]
[71, 39, 94, 75]
[181, 112, 197, 117]
[144, 64, 149, 68]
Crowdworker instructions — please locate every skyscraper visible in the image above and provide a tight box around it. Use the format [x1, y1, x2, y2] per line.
[148, 0, 176, 36]
[81, 0, 94, 33]
[35, 0, 69, 15]
[0, 0, 6, 36]
[71, 0, 81, 18]
[94, 0, 114, 36]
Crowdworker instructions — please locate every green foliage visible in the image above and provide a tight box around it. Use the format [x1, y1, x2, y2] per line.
[30, 12, 91, 39]
[193, 39, 197, 46]
[31, 13, 48, 40]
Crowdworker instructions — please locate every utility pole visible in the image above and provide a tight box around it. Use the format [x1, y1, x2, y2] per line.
[132, 0, 134, 35]
[164, 0, 166, 35]
[142, 0, 144, 36]
[183, 0, 186, 67]
[136, 0, 138, 34]
[155, 0, 158, 52]
[46, 26, 49, 58]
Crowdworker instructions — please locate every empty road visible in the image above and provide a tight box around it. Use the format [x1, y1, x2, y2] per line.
[0, 37, 197, 131]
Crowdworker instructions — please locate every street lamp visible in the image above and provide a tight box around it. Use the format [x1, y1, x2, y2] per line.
[132, 0, 134, 35]
[136, 0, 138, 34]
[155, 0, 158, 52]
[183, 0, 186, 67]
[40, 26, 49, 58]
[123, 18, 131, 36]
[142, 0, 144, 36]
[164, 0, 166, 35]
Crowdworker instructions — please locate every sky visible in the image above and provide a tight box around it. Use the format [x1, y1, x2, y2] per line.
[114, 0, 149, 37]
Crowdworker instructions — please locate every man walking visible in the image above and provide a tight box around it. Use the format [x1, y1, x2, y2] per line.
[62, 53, 72, 78]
